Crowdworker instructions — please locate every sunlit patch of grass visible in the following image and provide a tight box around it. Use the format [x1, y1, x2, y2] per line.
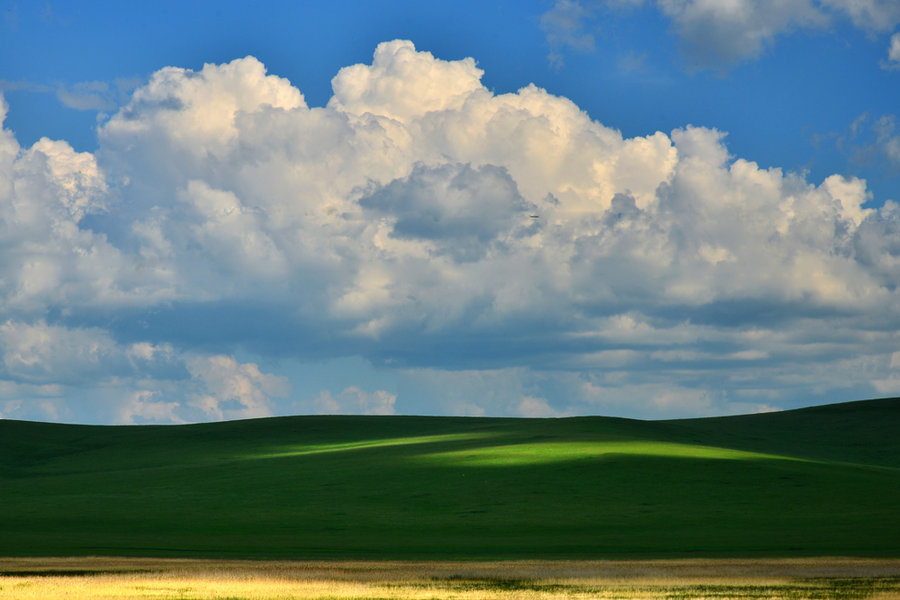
[239, 432, 497, 460]
[416, 440, 804, 467]
[2, 558, 898, 600]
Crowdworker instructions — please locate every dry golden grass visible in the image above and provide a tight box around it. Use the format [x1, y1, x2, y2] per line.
[1, 557, 899, 599]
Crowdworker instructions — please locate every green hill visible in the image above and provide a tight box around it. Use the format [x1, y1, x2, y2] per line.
[1, 398, 898, 559]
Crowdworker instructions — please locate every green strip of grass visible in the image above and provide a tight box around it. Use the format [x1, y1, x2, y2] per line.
[241, 432, 497, 460]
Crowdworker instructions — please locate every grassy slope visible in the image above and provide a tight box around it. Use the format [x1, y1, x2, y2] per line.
[0, 398, 898, 559]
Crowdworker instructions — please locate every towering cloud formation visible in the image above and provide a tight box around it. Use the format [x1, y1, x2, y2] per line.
[1, 41, 899, 422]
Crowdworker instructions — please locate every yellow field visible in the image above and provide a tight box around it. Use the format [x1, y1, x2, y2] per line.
[1, 557, 899, 599]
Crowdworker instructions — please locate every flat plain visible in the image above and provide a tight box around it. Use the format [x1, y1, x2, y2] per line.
[2, 557, 900, 599]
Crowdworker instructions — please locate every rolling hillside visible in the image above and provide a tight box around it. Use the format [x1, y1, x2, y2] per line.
[1, 398, 898, 559]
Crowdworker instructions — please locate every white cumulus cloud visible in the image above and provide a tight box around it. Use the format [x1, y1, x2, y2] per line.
[188, 355, 290, 421]
[3, 41, 900, 422]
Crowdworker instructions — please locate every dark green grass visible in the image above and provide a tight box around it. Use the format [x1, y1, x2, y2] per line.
[1, 398, 898, 559]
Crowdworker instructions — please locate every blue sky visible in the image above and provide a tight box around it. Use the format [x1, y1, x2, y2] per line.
[1, 0, 899, 424]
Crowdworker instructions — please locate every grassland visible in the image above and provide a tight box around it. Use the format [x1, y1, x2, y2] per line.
[0, 397, 898, 559]
[2, 557, 900, 599]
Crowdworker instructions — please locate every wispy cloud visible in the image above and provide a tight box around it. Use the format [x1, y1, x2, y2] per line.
[541, 0, 900, 70]
[541, 0, 597, 67]
[1, 77, 136, 113]
[885, 32, 900, 69]
[830, 112, 900, 173]
[0, 79, 53, 94]
[56, 80, 117, 111]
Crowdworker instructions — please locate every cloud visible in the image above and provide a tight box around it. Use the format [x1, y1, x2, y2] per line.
[56, 81, 117, 111]
[187, 354, 290, 421]
[870, 115, 900, 169]
[314, 386, 397, 415]
[886, 32, 900, 68]
[666, 0, 900, 67]
[359, 163, 534, 261]
[0, 320, 177, 385]
[329, 40, 482, 122]
[0, 110, 172, 314]
[541, 0, 597, 67]
[177, 180, 290, 279]
[1, 78, 138, 115]
[656, 0, 828, 68]
[398, 367, 543, 416]
[4, 42, 900, 422]
[820, 0, 900, 32]
[0, 318, 287, 424]
[0, 80, 53, 94]
[542, 1, 900, 70]
[117, 390, 184, 425]
[838, 113, 900, 171]
[516, 396, 562, 417]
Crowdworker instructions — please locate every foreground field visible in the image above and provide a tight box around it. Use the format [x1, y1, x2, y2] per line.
[2, 558, 900, 600]
[1, 398, 898, 558]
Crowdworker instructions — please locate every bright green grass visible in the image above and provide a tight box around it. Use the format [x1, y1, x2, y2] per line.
[419, 440, 804, 466]
[0, 398, 898, 559]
